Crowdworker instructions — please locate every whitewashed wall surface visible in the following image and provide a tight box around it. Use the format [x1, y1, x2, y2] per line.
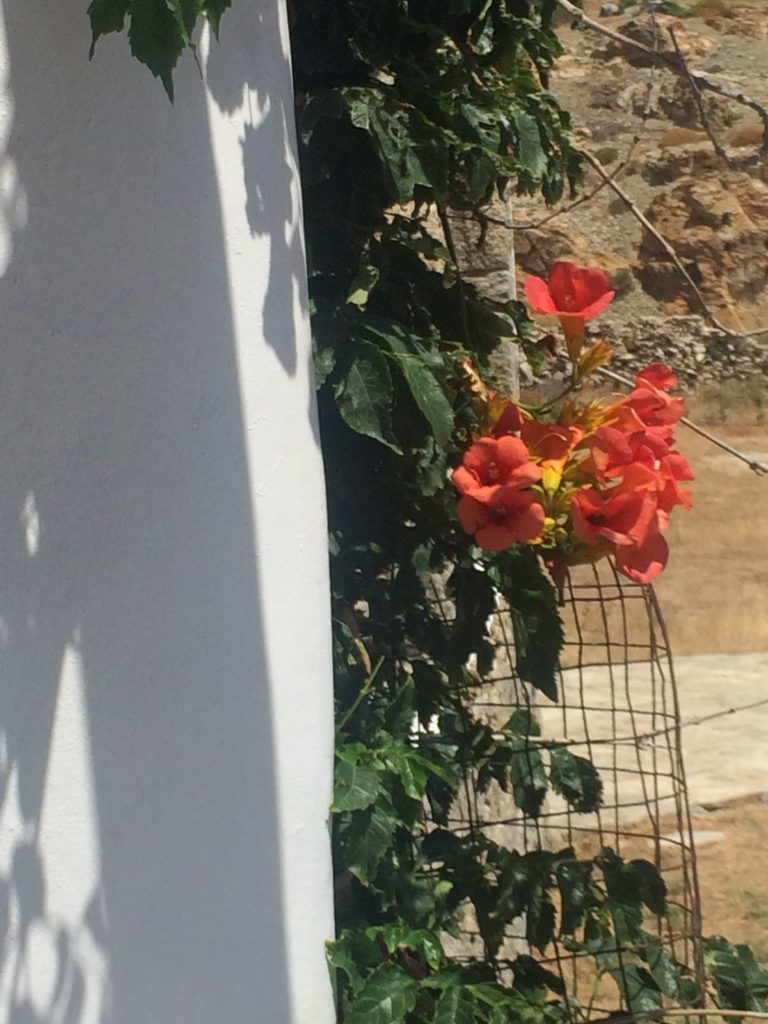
[0, 0, 335, 1021]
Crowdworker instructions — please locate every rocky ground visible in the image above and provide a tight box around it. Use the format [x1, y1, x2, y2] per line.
[452, 0, 768, 384]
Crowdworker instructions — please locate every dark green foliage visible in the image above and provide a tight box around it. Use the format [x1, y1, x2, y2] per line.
[705, 937, 768, 1011]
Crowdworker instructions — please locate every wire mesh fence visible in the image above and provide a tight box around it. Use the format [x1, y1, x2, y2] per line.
[430, 558, 706, 1021]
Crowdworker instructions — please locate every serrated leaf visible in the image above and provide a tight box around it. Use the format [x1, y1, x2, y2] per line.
[388, 349, 454, 447]
[704, 936, 768, 1011]
[384, 746, 427, 800]
[333, 760, 382, 812]
[550, 747, 603, 813]
[327, 931, 382, 994]
[335, 343, 401, 453]
[313, 345, 336, 389]
[628, 858, 667, 917]
[87, 0, 130, 55]
[202, 0, 230, 36]
[501, 709, 540, 738]
[514, 111, 547, 179]
[512, 955, 566, 996]
[344, 964, 418, 1024]
[555, 859, 591, 934]
[371, 926, 444, 971]
[344, 803, 398, 884]
[526, 888, 556, 952]
[610, 964, 664, 1013]
[645, 939, 682, 999]
[170, 0, 203, 43]
[434, 986, 478, 1024]
[127, 0, 186, 100]
[494, 550, 563, 701]
[510, 744, 547, 817]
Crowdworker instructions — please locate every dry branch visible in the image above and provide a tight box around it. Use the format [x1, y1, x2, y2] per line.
[580, 148, 768, 341]
[556, 0, 768, 168]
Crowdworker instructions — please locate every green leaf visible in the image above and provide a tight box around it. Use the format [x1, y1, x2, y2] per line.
[327, 931, 382, 994]
[555, 859, 591, 934]
[358, 321, 454, 447]
[433, 986, 478, 1024]
[384, 745, 427, 800]
[704, 936, 768, 1011]
[513, 111, 547, 179]
[343, 803, 398, 884]
[202, 0, 230, 36]
[344, 964, 418, 1024]
[645, 939, 682, 999]
[371, 925, 444, 971]
[127, 0, 186, 100]
[526, 888, 556, 952]
[333, 759, 382, 812]
[628, 858, 667, 917]
[170, 0, 203, 43]
[87, 0, 130, 55]
[501, 709, 540, 737]
[388, 349, 454, 447]
[335, 343, 402, 453]
[549, 747, 603, 813]
[313, 345, 337, 389]
[494, 549, 563, 701]
[512, 955, 566, 996]
[608, 964, 663, 1013]
[348, 265, 381, 307]
[510, 744, 548, 817]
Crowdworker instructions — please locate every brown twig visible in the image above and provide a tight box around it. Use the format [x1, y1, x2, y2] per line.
[556, 0, 768, 168]
[668, 28, 754, 171]
[597, 365, 768, 476]
[581, 148, 768, 341]
[447, 147, 635, 234]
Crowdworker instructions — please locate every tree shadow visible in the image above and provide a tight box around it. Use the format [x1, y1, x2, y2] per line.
[0, 1, 309, 1021]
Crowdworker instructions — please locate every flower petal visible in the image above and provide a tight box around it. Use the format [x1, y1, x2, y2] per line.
[616, 530, 669, 583]
[524, 275, 558, 315]
[636, 363, 677, 392]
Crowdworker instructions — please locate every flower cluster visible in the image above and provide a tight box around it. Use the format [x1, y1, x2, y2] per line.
[452, 261, 693, 583]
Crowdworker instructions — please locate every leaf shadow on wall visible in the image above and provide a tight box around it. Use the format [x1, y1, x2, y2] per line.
[206, 7, 310, 383]
[0, 2, 300, 1022]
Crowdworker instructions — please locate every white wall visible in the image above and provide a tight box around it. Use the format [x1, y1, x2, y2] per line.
[0, 2, 336, 1022]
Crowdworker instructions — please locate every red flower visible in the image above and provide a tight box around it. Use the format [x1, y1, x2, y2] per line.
[571, 476, 678, 583]
[452, 436, 541, 503]
[581, 426, 669, 480]
[579, 424, 693, 516]
[613, 363, 684, 436]
[656, 450, 694, 513]
[521, 420, 585, 469]
[525, 261, 615, 357]
[457, 489, 546, 551]
[637, 363, 678, 391]
[490, 400, 524, 438]
[571, 486, 657, 549]
[615, 529, 669, 584]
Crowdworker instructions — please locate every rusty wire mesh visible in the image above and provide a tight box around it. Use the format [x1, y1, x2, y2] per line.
[430, 557, 705, 1021]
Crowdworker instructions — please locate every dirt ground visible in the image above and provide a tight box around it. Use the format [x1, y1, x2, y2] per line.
[654, 391, 768, 655]
[687, 799, 768, 962]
